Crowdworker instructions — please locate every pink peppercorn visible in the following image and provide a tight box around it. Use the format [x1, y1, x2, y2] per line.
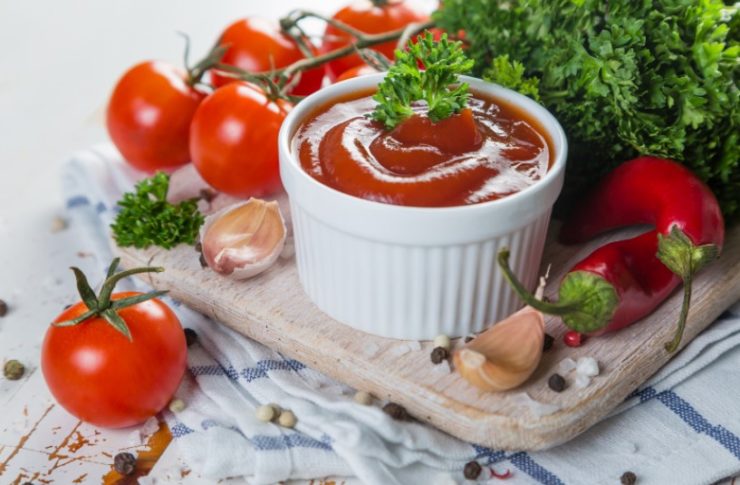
[563, 331, 584, 347]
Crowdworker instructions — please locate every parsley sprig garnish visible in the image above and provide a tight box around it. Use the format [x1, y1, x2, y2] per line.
[111, 172, 204, 249]
[371, 32, 475, 130]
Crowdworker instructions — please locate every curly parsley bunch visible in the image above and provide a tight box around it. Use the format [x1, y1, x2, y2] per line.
[436, 0, 739, 219]
[111, 172, 204, 249]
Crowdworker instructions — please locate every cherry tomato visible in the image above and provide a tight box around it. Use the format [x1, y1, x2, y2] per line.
[335, 64, 379, 82]
[42, 292, 187, 428]
[321, 0, 429, 81]
[107, 61, 205, 171]
[190, 83, 291, 198]
[211, 18, 324, 96]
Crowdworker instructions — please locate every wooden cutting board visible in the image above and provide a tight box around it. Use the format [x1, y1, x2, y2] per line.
[114, 224, 740, 451]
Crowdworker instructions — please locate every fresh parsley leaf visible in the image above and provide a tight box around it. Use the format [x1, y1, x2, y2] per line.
[483, 55, 541, 102]
[371, 32, 475, 129]
[435, 0, 740, 220]
[111, 172, 204, 249]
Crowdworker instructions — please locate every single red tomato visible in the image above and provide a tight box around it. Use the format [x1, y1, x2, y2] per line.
[190, 83, 291, 198]
[211, 18, 324, 96]
[335, 64, 380, 82]
[107, 61, 205, 171]
[42, 290, 187, 428]
[321, 0, 429, 81]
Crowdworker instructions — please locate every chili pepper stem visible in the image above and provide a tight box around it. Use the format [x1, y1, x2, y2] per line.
[498, 249, 620, 334]
[657, 226, 720, 353]
[497, 249, 581, 316]
[664, 276, 692, 353]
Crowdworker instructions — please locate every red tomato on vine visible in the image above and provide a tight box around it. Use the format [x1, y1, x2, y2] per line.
[42, 260, 187, 428]
[321, 0, 429, 81]
[190, 83, 291, 198]
[107, 61, 206, 172]
[211, 18, 324, 96]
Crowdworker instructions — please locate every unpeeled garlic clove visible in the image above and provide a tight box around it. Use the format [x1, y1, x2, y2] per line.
[200, 198, 286, 279]
[453, 306, 545, 392]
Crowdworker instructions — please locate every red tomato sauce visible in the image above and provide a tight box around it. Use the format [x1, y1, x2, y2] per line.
[293, 89, 552, 207]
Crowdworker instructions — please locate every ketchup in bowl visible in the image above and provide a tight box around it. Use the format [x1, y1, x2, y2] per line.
[292, 89, 553, 207]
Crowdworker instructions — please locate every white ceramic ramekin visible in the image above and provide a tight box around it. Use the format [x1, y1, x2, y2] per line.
[278, 74, 567, 340]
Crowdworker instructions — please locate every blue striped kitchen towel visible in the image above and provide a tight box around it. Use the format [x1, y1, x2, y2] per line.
[61, 144, 740, 485]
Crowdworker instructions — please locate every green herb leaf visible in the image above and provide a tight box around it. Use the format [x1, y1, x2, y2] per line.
[106, 257, 120, 279]
[111, 172, 204, 249]
[71, 267, 98, 311]
[371, 31, 475, 129]
[483, 55, 541, 102]
[53, 309, 97, 328]
[435, 0, 740, 220]
[102, 308, 133, 342]
[109, 290, 169, 310]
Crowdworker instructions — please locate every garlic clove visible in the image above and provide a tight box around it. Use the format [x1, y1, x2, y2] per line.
[200, 198, 286, 280]
[453, 306, 545, 392]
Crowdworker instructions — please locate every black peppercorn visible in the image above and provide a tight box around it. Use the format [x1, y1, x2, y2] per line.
[199, 251, 208, 268]
[184, 328, 198, 347]
[383, 402, 409, 421]
[430, 346, 449, 364]
[114, 452, 137, 476]
[3, 360, 24, 380]
[543, 333, 554, 351]
[0, 299, 7, 317]
[463, 460, 482, 480]
[548, 373, 566, 392]
[620, 471, 637, 485]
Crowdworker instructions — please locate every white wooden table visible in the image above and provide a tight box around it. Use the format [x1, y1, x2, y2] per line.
[0, 1, 356, 482]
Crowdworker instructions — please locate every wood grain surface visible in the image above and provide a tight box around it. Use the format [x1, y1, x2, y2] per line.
[115, 224, 740, 450]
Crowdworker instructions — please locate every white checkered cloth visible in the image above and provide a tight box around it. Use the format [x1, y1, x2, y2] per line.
[62, 144, 740, 485]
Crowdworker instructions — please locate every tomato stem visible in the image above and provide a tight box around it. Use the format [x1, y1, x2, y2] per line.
[358, 49, 392, 71]
[97, 263, 164, 308]
[278, 13, 316, 60]
[284, 18, 435, 79]
[53, 258, 168, 340]
[211, 11, 435, 101]
[282, 10, 368, 40]
[178, 32, 228, 88]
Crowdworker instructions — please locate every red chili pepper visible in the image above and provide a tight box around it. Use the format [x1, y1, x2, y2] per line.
[499, 157, 724, 353]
